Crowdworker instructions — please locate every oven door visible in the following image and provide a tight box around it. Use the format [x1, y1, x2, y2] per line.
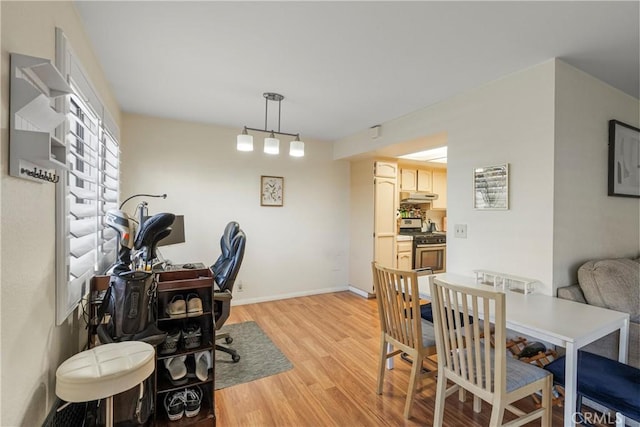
[414, 244, 446, 273]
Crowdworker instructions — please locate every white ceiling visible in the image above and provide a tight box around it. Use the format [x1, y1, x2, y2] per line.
[74, 1, 639, 142]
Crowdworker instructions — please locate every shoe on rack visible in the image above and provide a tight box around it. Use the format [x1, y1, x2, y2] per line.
[160, 329, 181, 355]
[164, 390, 185, 421]
[163, 355, 188, 386]
[186, 293, 203, 317]
[194, 350, 212, 382]
[166, 295, 187, 318]
[182, 323, 202, 349]
[183, 386, 203, 418]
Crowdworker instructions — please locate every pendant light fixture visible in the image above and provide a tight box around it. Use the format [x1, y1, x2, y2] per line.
[236, 127, 253, 151]
[236, 92, 304, 157]
[289, 135, 305, 157]
[264, 131, 280, 154]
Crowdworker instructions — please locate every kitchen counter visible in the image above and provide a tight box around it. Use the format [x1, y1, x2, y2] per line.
[396, 234, 413, 241]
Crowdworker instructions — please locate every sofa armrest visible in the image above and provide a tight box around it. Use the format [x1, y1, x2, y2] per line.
[557, 284, 587, 304]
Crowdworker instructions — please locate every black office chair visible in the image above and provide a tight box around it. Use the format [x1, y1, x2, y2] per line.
[210, 221, 246, 362]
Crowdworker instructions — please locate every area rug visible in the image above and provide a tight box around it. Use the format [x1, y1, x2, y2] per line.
[215, 321, 293, 390]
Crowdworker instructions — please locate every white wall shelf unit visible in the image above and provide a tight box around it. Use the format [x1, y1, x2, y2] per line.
[9, 53, 72, 183]
[474, 269, 538, 294]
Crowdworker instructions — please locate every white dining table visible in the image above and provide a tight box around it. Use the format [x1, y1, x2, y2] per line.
[418, 273, 630, 427]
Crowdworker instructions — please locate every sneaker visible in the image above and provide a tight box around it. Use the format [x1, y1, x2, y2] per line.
[166, 295, 187, 318]
[160, 329, 181, 355]
[164, 391, 185, 421]
[182, 323, 202, 349]
[186, 293, 203, 317]
[183, 386, 203, 418]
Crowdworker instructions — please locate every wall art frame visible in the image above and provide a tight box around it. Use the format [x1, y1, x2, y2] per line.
[261, 175, 284, 206]
[608, 119, 640, 198]
[473, 164, 509, 210]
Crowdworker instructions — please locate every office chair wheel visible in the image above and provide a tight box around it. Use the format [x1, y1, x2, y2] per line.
[225, 337, 233, 344]
[232, 354, 240, 363]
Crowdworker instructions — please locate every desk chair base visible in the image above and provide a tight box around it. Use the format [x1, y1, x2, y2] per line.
[216, 331, 240, 362]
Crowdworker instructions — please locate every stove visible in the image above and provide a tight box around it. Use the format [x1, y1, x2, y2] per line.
[398, 218, 446, 244]
[398, 218, 446, 271]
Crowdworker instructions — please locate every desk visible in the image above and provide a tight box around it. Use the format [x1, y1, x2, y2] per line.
[157, 262, 207, 271]
[419, 273, 630, 427]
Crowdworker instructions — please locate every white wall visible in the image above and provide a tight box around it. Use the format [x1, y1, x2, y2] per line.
[121, 114, 350, 304]
[553, 61, 640, 287]
[0, 2, 121, 426]
[337, 61, 558, 295]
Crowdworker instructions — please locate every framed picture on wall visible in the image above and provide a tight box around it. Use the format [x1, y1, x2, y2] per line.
[261, 175, 284, 206]
[473, 164, 509, 210]
[608, 120, 640, 198]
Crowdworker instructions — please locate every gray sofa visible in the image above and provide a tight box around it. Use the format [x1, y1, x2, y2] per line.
[557, 257, 639, 368]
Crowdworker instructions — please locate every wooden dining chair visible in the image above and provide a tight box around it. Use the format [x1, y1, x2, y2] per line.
[372, 262, 438, 419]
[429, 278, 553, 426]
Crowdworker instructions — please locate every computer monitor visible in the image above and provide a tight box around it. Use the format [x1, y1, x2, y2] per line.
[157, 214, 185, 247]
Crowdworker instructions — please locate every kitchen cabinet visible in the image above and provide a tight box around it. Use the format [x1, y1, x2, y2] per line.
[400, 169, 417, 191]
[374, 161, 398, 269]
[401, 168, 433, 192]
[432, 170, 447, 210]
[155, 269, 216, 426]
[396, 240, 413, 270]
[417, 169, 433, 192]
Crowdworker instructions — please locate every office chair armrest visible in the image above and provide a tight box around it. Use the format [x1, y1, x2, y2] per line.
[213, 290, 233, 301]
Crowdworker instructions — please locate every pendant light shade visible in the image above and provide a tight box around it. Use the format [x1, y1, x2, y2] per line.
[236, 127, 253, 151]
[289, 136, 305, 157]
[264, 132, 280, 154]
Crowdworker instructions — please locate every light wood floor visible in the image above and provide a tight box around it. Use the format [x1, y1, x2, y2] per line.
[215, 291, 568, 426]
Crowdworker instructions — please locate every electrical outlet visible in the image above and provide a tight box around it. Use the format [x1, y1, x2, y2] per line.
[237, 280, 243, 292]
[454, 224, 467, 238]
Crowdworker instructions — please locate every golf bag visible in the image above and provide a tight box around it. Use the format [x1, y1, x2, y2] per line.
[97, 270, 157, 342]
[95, 270, 162, 426]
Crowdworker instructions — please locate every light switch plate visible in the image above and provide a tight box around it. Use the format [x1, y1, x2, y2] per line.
[454, 224, 467, 238]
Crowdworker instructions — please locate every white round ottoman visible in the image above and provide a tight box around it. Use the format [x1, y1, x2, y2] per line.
[56, 341, 155, 427]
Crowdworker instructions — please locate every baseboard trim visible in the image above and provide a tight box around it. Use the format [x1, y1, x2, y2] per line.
[231, 286, 350, 306]
[348, 286, 374, 298]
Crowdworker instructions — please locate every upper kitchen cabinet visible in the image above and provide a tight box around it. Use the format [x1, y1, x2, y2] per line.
[417, 169, 433, 192]
[376, 161, 398, 179]
[400, 168, 433, 192]
[400, 168, 417, 191]
[431, 170, 447, 210]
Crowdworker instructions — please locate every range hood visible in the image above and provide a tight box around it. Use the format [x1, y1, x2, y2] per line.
[400, 191, 438, 204]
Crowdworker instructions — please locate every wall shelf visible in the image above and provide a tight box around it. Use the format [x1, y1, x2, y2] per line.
[474, 269, 538, 294]
[9, 53, 72, 183]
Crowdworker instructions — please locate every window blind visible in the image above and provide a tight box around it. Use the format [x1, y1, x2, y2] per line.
[55, 27, 120, 325]
[97, 127, 119, 273]
[67, 93, 100, 283]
